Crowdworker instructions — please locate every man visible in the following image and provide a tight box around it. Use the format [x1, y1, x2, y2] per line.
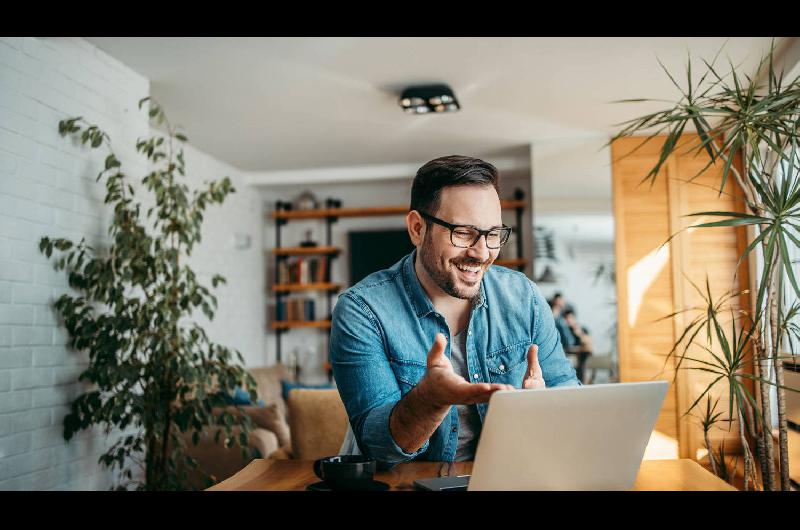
[330, 155, 580, 466]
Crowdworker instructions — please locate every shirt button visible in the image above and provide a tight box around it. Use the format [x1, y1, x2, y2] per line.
[473, 373, 479, 380]
[468, 330, 472, 335]
[499, 364, 505, 372]
[451, 427, 457, 433]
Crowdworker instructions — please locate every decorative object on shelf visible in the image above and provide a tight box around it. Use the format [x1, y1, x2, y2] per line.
[276, 199, 293, 213]
[300, 229, 318, 248]
[294, 190, 319, 211]
[325, 197, 342, 209]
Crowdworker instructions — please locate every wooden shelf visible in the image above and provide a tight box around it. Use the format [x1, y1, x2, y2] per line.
[271, 320, 332, 330]
[500, 199, 526, 210]
[494, 258, 528, 268]
[270, 200, 526, 220]
[271, 246, 340, 256]
[272, 282, 341, 293]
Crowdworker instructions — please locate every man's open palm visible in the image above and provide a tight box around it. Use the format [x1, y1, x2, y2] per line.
[423, 333, 514, 406]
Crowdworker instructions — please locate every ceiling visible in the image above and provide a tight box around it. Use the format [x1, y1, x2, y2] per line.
[86, 37, 785, 173]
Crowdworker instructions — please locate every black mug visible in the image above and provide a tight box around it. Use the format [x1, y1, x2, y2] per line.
[313, 455, 376, 490]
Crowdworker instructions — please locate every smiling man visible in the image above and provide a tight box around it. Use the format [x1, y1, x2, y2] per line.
[330, 155, 580, 466]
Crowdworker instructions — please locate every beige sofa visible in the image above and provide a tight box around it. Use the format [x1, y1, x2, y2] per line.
[179, 364, 296, 489]
[179, 364, 349, 489]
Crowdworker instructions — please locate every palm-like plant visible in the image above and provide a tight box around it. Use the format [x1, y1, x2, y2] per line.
[612, 41, 800, 490]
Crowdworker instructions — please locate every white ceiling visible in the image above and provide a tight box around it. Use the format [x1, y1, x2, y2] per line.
[86, 37, 784, 173]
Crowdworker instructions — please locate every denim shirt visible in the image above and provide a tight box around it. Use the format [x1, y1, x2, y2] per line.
[329, 249, 580, 466]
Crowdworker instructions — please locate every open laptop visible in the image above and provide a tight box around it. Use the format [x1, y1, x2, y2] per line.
[413, 381, 668, 491]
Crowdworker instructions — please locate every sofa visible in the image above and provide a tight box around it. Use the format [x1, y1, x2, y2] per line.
[179, 363, 349, 489]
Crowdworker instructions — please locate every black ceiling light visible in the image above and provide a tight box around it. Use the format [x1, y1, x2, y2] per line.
[399, 84, 460, 115]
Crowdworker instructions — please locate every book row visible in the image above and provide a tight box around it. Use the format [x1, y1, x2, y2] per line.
[277, 256, 329, 285]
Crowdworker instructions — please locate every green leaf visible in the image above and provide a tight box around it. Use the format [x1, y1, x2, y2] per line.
[779, 233, 800, 300]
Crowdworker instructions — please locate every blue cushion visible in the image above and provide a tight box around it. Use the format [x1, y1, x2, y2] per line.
[280, 380, 334, 402]
[221, 387, 265, 407]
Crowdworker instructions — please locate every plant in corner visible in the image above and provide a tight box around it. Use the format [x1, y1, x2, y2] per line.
[611, 42, 800, 490]
[40, 98, 259, 490]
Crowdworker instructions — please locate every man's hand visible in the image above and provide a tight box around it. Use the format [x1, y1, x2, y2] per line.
[418, 333, 514, 407]
[521, 344, 546, 389]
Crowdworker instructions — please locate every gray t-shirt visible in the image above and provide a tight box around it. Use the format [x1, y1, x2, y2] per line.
[450, 324, 483, 461]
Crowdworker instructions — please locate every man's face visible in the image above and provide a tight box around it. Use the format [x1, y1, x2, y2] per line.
[418, 185, 503, 301]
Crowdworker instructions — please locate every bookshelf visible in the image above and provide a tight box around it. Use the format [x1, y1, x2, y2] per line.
[269, 189, 529, 379]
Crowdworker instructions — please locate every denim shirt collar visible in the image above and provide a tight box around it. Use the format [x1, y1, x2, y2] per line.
[402, 248, 488, 319]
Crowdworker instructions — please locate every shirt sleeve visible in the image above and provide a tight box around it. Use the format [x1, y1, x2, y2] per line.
[329, 292, 430, 466]
[528, 280, 582, 388]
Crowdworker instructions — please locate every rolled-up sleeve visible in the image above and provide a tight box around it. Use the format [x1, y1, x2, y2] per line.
[330, 293, 429, 465]
[528, 280, 582, 388]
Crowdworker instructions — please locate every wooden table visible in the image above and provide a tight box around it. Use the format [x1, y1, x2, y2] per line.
[208, 458, 738, 491]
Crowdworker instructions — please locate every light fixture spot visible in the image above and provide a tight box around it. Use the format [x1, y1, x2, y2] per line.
[398, 84, 460, 115]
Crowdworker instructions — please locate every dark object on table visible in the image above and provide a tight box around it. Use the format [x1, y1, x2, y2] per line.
[312, 455, 379, 490]
[306, 480, 390, 491]
[413, 475, 470, 491]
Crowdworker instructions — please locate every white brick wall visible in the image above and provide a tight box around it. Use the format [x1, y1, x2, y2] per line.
[0, 37, 267, 490]
[178, 142, 267, 368]
[0, 36, 150, 490]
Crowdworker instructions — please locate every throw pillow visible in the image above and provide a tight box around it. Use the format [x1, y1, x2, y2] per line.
[243, 404, 291, 448]
[280, 380, 334, 403]
[222, 387, 266, 407]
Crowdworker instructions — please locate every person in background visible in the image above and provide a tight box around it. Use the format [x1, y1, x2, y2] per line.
[549, 293, 572, 353]
[561, 308, 593, 383]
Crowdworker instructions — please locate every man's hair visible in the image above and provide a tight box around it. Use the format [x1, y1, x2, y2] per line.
[410, 155, 499, 217]
[563, 308, 576, 318]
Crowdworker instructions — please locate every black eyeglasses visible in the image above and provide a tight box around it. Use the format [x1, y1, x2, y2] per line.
[418, 211, 512, 249]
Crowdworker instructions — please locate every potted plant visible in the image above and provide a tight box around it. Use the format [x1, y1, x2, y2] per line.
[40, 98, 258, 490]
[611, 41, 800, 490]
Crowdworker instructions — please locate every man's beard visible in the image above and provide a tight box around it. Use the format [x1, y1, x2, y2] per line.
[419, 232, 485, 301]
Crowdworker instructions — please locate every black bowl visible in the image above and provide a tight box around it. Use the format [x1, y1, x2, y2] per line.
[313, 455, 377, 490]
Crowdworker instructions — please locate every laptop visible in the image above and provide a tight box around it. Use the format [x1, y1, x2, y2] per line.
[413, 381, 668, 491]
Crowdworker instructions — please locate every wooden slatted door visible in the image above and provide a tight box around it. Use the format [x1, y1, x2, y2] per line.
[612, 135, 751, 461]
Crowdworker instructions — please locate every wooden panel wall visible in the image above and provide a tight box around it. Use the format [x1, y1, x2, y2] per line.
[612, 135, 751, 461]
